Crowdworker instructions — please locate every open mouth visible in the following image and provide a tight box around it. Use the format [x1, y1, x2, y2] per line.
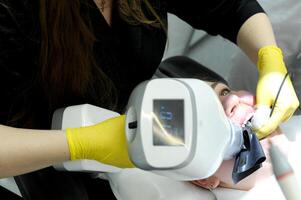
[229, 104, 255, 126]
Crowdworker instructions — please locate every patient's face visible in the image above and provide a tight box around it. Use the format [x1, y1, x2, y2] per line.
[193, 82, 282, 190]
[211, 82, 256, 125]
[191, 82, 257, 189]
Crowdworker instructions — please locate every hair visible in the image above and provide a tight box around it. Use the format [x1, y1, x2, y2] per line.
[159, 56, 229, 86]
[8, 0, 166, 127]
[39, 0, 114, 111]
[38, 0, 165, 109]
[117, 0, 167, 32]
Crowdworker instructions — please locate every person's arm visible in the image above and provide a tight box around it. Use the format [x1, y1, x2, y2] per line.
[166, 0, 299, 138]
[0, 115, 134, 179]
[166, 0, 273, 63]
[165, 0, 265, 43]
[236, 12, 299, 139]
[237, 13, 276, 63]
[0, 125, 69, 178]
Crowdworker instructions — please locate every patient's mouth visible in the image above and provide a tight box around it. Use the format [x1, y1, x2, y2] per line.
[223, 91, 255, 126]
[229, 103, 255, 126]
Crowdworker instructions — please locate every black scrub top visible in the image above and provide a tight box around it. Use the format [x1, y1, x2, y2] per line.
[0, 0, 264, 129]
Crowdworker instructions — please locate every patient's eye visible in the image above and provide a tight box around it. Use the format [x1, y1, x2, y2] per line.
[220, 88, 231, 96]
[210, 82, 231, 99]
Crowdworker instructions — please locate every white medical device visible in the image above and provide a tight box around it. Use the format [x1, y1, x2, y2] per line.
[52, 78, 263, 182]
[125, 78, 244, 180]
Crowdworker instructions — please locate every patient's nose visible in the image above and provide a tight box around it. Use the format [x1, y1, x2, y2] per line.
[222, 93, 240, 117]
[235, 90, 256, 106]
[222, 91, 255, 125]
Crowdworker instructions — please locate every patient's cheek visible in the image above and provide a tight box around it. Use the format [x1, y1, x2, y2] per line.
[236, 91, 256, 106]
[222, 90, 255, 126]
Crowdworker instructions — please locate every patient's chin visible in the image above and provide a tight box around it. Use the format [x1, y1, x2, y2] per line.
[191, 176, 220, 189]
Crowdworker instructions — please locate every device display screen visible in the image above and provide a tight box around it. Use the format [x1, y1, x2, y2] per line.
[153, 99, 184, 146]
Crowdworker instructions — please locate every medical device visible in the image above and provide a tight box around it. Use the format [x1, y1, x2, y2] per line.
[269, 140, 301, 199]
[125, 78, 265, 182]
[52, 78, 265, 183]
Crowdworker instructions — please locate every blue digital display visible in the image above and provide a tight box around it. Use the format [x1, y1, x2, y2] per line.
[159, 107, 173, 120]
[153, 100, 184, 146]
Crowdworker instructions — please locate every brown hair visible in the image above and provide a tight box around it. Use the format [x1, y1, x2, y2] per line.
[7, 0, 165, 127]
[39, 0, 165, 110]
[117, 0, 167, 32]
[39, 0, 116, 110]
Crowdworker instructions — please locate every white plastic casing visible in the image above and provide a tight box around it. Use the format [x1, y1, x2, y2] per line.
[126, 79, 233, 180]
[127, 79, 194, 168]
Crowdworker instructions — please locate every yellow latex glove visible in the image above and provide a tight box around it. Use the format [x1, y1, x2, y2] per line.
[66, 115, 135, 168]
[254, 45, 299, 139]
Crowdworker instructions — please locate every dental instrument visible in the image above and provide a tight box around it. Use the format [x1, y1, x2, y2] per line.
[269, 140, 301, 200]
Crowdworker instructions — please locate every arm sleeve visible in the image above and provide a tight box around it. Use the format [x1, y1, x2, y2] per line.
[165, 0, 265, 43]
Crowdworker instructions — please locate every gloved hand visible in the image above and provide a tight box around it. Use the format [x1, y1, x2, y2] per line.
[66, 115, 135, 168]
[253, 45, 299, 139]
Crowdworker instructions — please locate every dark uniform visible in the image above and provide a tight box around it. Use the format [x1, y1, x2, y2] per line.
[0, 0, 264, 199]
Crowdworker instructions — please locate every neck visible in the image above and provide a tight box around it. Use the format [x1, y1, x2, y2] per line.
[94, 0, 113, 26]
